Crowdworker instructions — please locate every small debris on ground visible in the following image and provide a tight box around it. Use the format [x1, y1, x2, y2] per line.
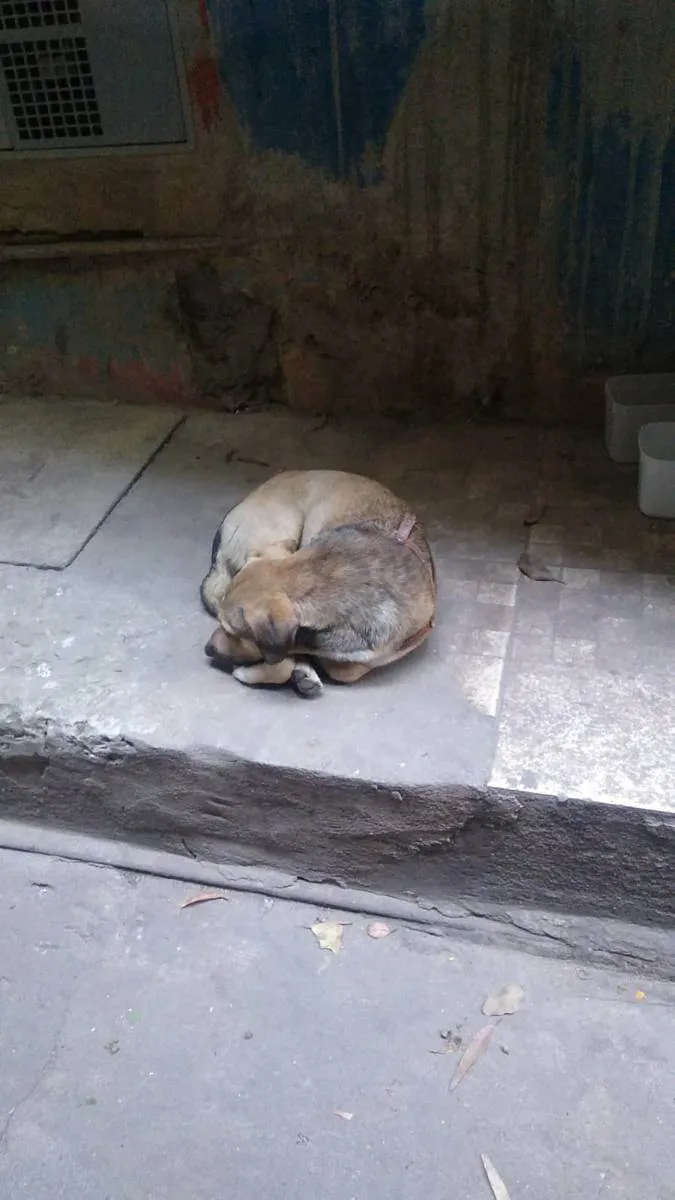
[450, 1024, 495, 1092]
[517, 552, 564, 583]
[635, 990, 647, 1001]
[431, 1029, 463, 1055]
[481, 1153, 511, 1199]
[367, 921, 392, 939]
[482, 984, 525, 1017]
[334, 1109, 354, 1121]
[310, 921, 348, 954]
[104, 1039, 120, 1056]
[180, 891, 230, 909]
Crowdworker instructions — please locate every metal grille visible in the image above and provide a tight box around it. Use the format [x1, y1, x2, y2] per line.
[0, 1, 81, 31]
[0, 35, 102, 140]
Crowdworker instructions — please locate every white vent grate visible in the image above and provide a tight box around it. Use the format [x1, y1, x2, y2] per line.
[0, 0, 190, 153]
[0, 35, 102, 140]
[0, 1, 82, 31]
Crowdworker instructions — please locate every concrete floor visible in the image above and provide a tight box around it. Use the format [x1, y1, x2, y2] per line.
[1, 397, 674, 805]
[1, 846, 673, 1200]
[2, 398, 675, 926]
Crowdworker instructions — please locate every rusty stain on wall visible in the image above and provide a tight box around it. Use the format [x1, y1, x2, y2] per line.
[188, 54, 222, 132]
[197, 0, 210, 34]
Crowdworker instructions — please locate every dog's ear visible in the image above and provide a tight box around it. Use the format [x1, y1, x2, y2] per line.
[245, 595, 298, 665]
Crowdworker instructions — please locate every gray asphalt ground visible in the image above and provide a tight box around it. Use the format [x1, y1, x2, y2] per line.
[1, 847, 672, 1200]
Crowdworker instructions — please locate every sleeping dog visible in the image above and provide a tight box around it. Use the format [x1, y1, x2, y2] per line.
[201, 470, 436, 697]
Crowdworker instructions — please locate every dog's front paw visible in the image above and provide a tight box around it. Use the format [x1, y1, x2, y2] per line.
[291, 662, 323, 699]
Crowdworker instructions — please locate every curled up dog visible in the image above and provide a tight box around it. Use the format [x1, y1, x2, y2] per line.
[201, 470, 437, 698]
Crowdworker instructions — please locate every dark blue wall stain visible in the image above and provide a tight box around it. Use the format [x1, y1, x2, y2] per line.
[207, 0, 426, 178]
[547, 37, 675, 371]
[207, 0, 675, 372]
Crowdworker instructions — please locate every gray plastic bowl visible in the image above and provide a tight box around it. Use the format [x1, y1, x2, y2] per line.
[638, 422, 675, 518]
[606, 374, 675, 463]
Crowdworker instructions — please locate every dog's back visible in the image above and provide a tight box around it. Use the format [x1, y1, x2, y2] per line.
[203, 469, 410, 616]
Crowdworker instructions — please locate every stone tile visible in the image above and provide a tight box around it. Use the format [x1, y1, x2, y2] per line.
[527, 523, 565, 545]
[441, 578, 480, 601]
[468, 601, 515, 633]
[476, 560, 521, 584]
[438, 556, 521, 586]
[454, 654, 505, 718]
[528, 540, 564, 565]
[598, 548, 642, 571]
[554, 609, 600, 640]
[562, 546, 605, 569]
[643, 590, 675, 620]
[0, 399, 183, 569]
[561, 568, 601, 590]
[497, 501, 531, 522]
[476, 581, 517, 606]
[553, 637, 596, 667]
[492, 661, 675, 807]
[508, 632, 554, 665]
[513, 608, 557, 638]
[464, 629, 510, 658]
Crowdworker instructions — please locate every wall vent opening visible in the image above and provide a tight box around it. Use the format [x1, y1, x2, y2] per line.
[0, 36, 102, 142]
[0, 0, 190, 153]
[0, 2, 82, 32]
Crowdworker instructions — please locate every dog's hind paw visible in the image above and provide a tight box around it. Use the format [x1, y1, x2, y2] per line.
[291, 662, 323, 699]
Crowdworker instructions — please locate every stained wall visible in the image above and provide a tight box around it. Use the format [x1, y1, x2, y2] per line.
[1, 0, 673, 421]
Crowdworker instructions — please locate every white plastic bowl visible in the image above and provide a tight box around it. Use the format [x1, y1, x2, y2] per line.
[605, 374, 675, 463]
[638, 422, 675, 518]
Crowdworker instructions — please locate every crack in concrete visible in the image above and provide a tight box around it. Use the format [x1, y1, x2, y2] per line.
[0, 1017, 64, 1154]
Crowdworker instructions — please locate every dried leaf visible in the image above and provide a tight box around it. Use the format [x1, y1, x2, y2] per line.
[311, 921, 347, 954]
[367, 921, 392, 939]
[482, 984, 525, 1017]
[334, 1109, 353, 1121]
[635, 990, 647, 1001]
[450, 1024, 494, 1092]
[517, 552, 563, 583]
[481, 1154, 511, 1200]
[523, 502, 547, 527]
[180, 891, 230, 909]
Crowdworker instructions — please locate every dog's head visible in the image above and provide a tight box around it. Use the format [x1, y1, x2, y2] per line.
[208, 563, 299, 667]
[222, 595, 298, 664]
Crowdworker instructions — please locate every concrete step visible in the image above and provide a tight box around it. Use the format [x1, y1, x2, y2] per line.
[1, 399, 674, 925]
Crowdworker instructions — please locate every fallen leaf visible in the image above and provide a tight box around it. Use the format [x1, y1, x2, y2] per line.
[367, 921, 392, 939]
[517, 552, 564, 583]
[311, 921, 348, 954]
[481, 1154, 511, 1200]
[180, 891, 230, 908]
[635, 990, 647, 1001]
[482, 984, 525, 1017]
[450, 1024, 494, 1092]
[334, 1109, 354, 1121]
[523, 502, 547, 526]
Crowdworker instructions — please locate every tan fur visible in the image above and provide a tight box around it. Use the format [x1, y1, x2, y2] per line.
[202, 470, 436, 695]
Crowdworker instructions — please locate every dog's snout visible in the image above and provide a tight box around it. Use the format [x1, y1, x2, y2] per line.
[205, 627, 230, 660]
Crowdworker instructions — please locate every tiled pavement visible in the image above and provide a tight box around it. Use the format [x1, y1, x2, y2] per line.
[377, 423, 675, 807]
[1, 402, 674, 813]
